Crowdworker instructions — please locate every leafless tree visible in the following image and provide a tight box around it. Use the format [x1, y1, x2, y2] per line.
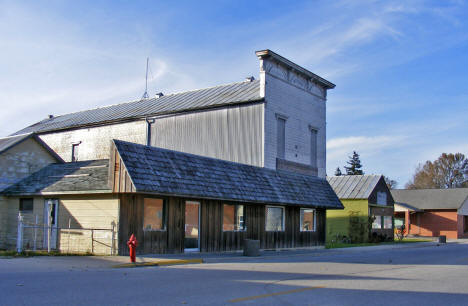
[383, 176, 398, 189]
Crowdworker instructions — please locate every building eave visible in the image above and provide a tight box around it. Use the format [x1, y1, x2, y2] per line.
[255, 49, 336, 89]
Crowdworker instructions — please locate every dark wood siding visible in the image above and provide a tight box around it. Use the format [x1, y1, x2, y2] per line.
[119, 194, 326, 255]
[368, 177, 395, 206]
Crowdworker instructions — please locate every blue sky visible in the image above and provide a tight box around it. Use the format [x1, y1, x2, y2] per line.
[1, 0, 467, 187]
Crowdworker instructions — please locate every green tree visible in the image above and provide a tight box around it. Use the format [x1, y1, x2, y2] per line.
[406, 153, 468, 189]
[334, 167, 342, 176]
[344, 151, 364, 175]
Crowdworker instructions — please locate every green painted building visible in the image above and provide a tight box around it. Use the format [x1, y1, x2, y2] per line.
[326, 175, 395, 243]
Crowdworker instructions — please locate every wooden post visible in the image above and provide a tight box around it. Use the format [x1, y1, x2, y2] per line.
[16, 212, 23, 253]
[33, 215, 38, 251]
[47, 213, 52, 253]
[111, 221, 115, 255]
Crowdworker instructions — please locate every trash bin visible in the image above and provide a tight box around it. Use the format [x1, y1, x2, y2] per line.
[243, 239, 260, 256]
[438, 235, 446, 243]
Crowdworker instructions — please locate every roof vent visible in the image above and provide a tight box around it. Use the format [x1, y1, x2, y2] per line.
[48, 115, 54, 119]
[245, 76, 255, 82]
[155, 92, 164, 98]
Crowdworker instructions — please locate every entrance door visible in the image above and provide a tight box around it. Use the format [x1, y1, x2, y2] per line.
[184, 201, 200, 251]
[43, 199, 59, 249]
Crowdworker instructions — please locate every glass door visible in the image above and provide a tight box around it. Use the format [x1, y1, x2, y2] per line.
[184, 201, 200, 251]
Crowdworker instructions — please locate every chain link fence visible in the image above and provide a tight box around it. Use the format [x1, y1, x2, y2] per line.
[15, 213, 118, 255]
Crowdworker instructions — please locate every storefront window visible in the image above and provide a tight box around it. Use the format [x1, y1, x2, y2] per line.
[143, 198, 166, 231]
[266, 206, 284, 231]
[223, 204, 245, 231]
[300, 209, 315, 231]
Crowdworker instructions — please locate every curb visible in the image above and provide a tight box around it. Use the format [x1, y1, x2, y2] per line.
[113, 258, 203, 268]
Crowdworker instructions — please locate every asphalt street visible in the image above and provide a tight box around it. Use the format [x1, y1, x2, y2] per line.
[1, 242, 468, 305]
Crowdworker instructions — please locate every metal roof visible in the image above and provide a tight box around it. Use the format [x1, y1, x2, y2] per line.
[391, 188, 468, 210]
[13, 80, 262, 135]
[1, 160, 111, 195]
[326, 175, 383, 199]
[114, 140, 343, 209]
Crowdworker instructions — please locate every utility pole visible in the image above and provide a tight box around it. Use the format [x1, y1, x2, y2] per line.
[142, 57, 149, 99]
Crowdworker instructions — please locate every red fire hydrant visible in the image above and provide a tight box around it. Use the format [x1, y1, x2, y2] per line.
[127, 234, 138, 263]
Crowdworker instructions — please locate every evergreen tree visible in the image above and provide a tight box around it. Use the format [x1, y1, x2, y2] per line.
[334, 167, 342, 176]
[344, 151, 364, 175]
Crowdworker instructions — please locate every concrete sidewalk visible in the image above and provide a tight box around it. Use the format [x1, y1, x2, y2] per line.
[2, 240, 464, 271]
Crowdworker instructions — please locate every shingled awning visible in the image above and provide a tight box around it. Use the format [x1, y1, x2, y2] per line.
[1, 160, 111, 195]
[111, 140, 343, 209]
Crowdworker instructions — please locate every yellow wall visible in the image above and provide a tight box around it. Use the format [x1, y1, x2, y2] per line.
[2, 195, 119, 255]
[326, 199, 369, 243]
[57, 195, 120, 255]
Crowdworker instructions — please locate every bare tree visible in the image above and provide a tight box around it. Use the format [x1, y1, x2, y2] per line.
[406, 153, 468, 189]
[384, 176, 398, 189]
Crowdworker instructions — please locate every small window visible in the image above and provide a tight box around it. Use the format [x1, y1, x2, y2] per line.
[300, 208, 315, 231]
[19, 198, 33, 212]
[223, 204, 245, 231]
[277, 117, 286, 159]
[383, 216, 393, 229]
[310, 128, 318, 168]
[143, 198, 166, 231]
[266, 206, 284, 231]
[71, 142, 81, 162]
[372, 215, 382, 229]
[377, 192, 387, 205]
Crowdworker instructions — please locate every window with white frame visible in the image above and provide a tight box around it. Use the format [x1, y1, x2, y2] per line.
[223, 204, 245, 231]
[300, 208, 315, 231]
[383, 216, 393, 229]
[372, 215, 382, 229]
[276, 116, 286, 159]
[377, 192, 387, 205]
[266, 206, 284, 231]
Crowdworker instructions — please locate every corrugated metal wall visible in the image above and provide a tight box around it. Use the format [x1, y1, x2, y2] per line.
[150, 103, 264, 167]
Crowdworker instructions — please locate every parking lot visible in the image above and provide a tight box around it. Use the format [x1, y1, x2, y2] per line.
[1, 241, 468, 305]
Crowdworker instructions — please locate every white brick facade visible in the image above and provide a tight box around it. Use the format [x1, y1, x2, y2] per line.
[259, 54, 328, 177]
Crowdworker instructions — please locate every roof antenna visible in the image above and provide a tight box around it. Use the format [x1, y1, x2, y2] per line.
[142, 57, 150, 99]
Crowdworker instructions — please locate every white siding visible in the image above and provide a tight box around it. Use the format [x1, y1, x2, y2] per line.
[39, 121, 147, 162]
[260, 58, 327, 177]
[150, 103, 264, 167]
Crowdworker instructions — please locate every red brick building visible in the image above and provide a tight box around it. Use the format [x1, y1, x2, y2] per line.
[392, 188, 468, 239]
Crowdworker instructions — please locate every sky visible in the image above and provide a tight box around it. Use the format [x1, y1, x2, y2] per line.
[1, 0, 467, 187]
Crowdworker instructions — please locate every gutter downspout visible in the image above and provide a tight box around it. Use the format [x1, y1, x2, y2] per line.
[145, 118, 155, 146]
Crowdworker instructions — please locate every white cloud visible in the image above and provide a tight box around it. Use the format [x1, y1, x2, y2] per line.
[327, 135, 406, 160]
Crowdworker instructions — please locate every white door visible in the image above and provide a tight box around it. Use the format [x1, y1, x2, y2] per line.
[43, 199, 59, 249]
